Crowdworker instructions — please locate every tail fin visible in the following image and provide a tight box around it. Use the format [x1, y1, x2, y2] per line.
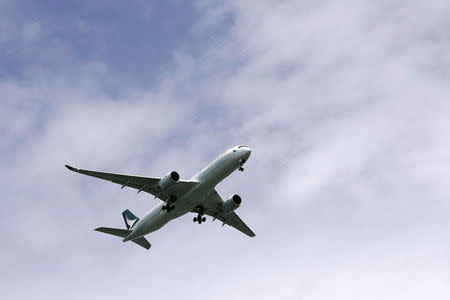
[122, 209, 139, 229]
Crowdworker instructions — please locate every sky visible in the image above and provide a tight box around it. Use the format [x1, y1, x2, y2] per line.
[1, 0, 450, 299]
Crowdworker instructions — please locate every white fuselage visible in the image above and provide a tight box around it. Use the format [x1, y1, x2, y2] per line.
[125, 146, 251, 241]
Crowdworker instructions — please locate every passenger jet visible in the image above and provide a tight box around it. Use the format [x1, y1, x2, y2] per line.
[66, 145, 255, 250]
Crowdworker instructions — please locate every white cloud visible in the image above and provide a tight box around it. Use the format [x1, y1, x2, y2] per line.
[2, 0, 450, 299]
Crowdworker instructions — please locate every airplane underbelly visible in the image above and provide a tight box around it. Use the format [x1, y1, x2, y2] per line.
[141, 188, 208, 235]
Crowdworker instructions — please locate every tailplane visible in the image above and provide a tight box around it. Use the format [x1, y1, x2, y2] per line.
[132, 237, 151, 249]
[95, 227, 129, 237]
[94, 209, 151, 250]
[94, 227, 151, 250]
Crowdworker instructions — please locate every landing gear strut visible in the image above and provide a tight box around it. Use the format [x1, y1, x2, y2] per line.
[239, 159, 246, 172]
[193, 213, 206, 224]
[162, 204, 175, 212]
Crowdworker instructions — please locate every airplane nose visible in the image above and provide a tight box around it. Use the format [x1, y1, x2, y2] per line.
[244, 147, 252, 158]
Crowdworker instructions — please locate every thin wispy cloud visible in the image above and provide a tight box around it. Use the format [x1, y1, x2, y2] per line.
[1, 1, 449, 299]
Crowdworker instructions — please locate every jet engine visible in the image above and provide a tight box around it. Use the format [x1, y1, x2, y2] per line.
[158, 171, 180, 190]
[221, 194, 242, 213]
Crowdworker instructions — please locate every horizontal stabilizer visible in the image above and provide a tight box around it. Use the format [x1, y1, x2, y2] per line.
[95, 227, 130, 238]
[132, 236, 151, 250]
[95, 227, 151, 250]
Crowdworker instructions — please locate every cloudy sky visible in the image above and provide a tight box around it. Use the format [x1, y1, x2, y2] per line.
[2, 0, 450, 299]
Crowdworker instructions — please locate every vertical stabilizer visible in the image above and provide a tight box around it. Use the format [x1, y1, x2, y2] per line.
[122, 209, 139, 229]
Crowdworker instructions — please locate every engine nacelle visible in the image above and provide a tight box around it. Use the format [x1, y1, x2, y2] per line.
[158, 171, 180, 190]
[221, 194, 242, 213]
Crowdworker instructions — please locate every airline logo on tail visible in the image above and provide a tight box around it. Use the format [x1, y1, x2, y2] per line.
[122, 209, 140, 230]
[125, 216, 137, 228]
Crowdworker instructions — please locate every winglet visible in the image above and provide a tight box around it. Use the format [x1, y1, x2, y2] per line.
[65, 165, 76, 171]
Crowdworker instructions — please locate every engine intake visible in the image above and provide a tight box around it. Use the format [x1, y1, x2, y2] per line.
[221, 194, 242, 213]
[158, 171, 180, 190]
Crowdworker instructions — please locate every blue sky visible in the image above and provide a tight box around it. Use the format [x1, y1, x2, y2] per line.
[1, 1, 199, 87]
[1, 1, 450, 299]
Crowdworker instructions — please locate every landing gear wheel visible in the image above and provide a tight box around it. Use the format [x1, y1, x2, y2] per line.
[164, 205, 175, 212]
[195, 212, 205, 224]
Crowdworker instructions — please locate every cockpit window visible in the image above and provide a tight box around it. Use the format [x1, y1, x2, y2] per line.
[238, 145, 247, 148]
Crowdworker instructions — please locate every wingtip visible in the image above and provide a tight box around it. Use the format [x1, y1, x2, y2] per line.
[65, 164, 76, 171]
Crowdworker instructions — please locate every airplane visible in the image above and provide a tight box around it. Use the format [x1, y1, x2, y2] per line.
[65, 145, 255, 250]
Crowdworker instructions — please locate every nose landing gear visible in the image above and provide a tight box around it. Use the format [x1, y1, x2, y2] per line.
[239, 159, 246, 172]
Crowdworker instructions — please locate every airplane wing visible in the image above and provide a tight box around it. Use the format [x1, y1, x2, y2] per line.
[65, 165, 197, 202]
[194, 189, 256, 237]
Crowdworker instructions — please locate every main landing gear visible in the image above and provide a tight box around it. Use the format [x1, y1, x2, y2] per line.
[162, 195, 177, 212]
[162, 204, 175, 212]
[193, 213, 206, 224]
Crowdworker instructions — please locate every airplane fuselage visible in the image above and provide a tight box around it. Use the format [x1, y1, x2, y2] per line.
[124, 146, 251, 241]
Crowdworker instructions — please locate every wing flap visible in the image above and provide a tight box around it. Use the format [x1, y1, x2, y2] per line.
[65, 165, 198, 202]
[215, 212, 256, 237]
[66, 165, 159, 191]
[197, 189, 256, 238]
